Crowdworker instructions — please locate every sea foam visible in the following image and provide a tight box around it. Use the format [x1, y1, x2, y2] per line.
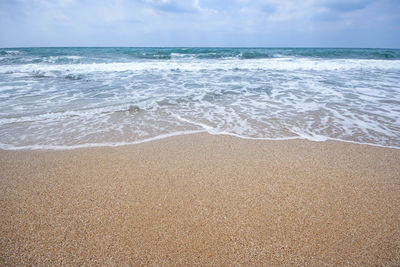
[0, 47, 399, 149]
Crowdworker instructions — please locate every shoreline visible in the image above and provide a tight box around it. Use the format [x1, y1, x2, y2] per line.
[1, 131, 399, 151]
[1, 133, 399, 265]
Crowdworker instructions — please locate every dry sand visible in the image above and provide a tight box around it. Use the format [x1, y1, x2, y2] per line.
[0, 133, 399, 266]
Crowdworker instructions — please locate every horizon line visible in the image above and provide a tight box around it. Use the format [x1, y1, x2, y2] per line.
[1, 45, 400, 50]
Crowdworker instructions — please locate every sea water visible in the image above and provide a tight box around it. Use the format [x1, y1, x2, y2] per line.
[0, 47, 399, 149]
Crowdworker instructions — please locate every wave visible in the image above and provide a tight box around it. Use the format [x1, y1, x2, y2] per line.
[1, 48, 400, 65]
[2, 58, 400, 77]
[99, 47, 400, 60]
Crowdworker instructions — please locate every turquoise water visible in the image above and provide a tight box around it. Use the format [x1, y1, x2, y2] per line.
[2, 47, 400, 63]
[0, 47, 399, 149]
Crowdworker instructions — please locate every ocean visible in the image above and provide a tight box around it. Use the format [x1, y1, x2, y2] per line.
[0, 47, 399, 149]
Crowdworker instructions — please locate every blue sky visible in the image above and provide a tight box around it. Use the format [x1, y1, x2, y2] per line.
[1, 0, 399, 48]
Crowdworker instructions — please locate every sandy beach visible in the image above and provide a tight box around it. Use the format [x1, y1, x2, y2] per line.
[0, 133, 399, 265]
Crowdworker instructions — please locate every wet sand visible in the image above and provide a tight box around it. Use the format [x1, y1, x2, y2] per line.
[1, 133, 399, 265]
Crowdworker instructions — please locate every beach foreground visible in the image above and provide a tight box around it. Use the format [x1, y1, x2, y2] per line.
[1, 134, 399, 265]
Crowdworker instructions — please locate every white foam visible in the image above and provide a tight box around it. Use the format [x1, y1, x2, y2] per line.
[5, 50, 21, 54]
[1, 58, 400, 75]
[1, 55, 400, 150]
[2, 128, 398, 151]
[0, 130, 206, 150]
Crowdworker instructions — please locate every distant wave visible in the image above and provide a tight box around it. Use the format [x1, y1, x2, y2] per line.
[1, 58, 400, 77]
[1, 47, 400, 65]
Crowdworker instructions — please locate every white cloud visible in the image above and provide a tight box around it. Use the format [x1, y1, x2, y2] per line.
[0, 0, 399, 47]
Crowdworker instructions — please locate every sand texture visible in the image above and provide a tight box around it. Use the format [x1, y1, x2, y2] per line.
[1, 134, 400, 266]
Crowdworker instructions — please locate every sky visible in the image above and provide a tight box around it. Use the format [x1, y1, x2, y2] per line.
[0, 0, 399, 48]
